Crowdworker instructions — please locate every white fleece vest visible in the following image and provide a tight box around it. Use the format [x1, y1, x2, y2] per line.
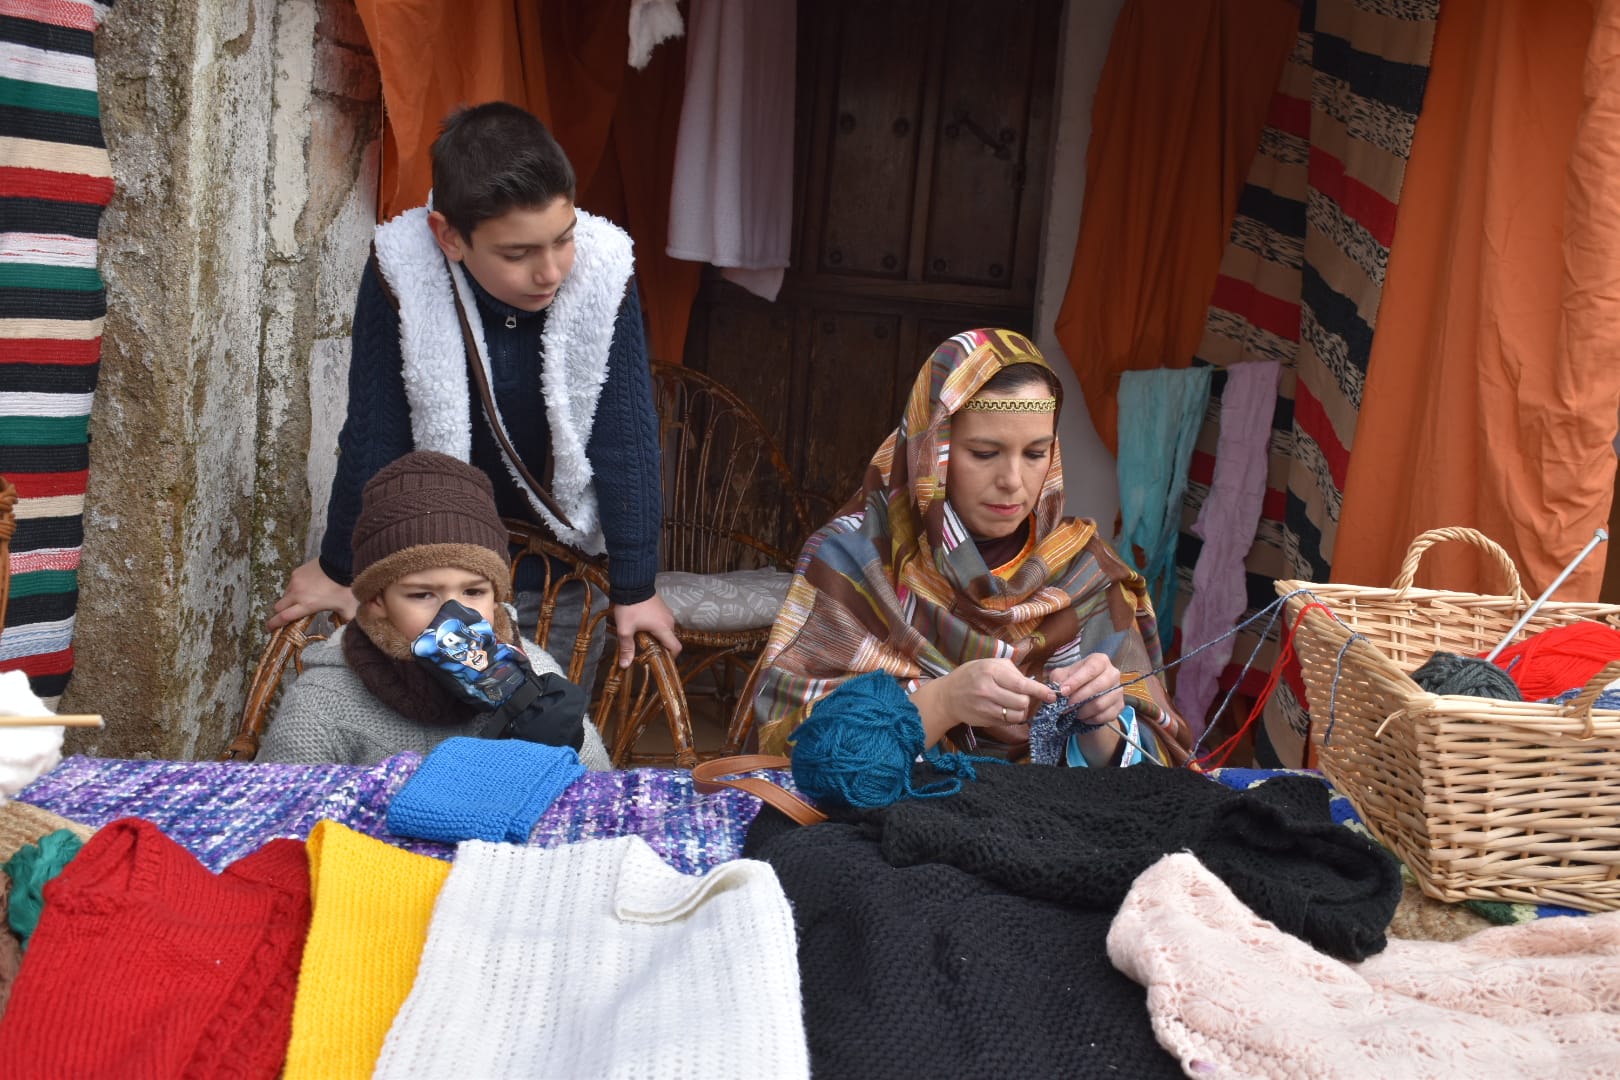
[371, 206, 635, 554]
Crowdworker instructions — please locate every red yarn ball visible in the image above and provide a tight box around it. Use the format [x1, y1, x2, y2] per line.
[1484, 621, 1620, 701]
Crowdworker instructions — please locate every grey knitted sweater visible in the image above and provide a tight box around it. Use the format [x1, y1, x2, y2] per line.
[259, 625, 612, 771]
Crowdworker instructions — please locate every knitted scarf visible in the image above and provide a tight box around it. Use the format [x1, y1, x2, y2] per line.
[754, 328, 1191, 761]
[342, 605, 520, 729]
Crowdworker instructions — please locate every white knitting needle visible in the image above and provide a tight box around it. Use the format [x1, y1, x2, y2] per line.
[0, 714, 102, 728]
[1484, 528, 1609, 663]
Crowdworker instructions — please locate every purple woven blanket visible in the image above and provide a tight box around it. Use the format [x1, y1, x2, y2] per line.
[17, 755, 774, 875]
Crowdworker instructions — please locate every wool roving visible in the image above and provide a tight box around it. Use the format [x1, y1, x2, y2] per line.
[2, 828, 82, 948]
[789, 670, 991, 810]
[373, 836, 808, 1079]
[385, 736, 584, 843]
[0, 672, 63, 803]
[282, 821, 449, 1080]
[0, 818, 311, 1079]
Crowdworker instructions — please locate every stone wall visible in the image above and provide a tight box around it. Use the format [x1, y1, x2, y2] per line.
[60, 0, 379, 759]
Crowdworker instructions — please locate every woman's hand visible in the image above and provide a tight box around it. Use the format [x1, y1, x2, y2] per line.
[1049, 652, 1125, 728]
[910, 657, 1055, 747]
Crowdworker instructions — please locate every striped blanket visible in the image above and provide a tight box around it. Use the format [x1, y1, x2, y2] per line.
[1174, 0, 1439, 765]
[0, 0, 112, 702]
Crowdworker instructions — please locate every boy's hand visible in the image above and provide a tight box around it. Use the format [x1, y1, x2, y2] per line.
[268, 558, 358, 631]
[610, 596, 682, 667]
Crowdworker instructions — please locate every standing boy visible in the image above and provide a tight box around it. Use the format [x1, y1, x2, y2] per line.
[270, 102, 679, 692]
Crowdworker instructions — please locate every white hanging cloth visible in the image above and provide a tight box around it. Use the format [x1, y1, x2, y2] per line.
[666, 0, 796, 301]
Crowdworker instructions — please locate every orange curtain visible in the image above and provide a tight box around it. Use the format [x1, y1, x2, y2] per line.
[1334, 0, 1620, 600]
[1053, 0, 1298, 453]
[354, 0, 550, 220]
[582, 41, 703, 365]
[354, 0, 699, 362]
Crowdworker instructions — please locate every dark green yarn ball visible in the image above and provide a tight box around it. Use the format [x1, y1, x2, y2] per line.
[1410, 651, 1523, 701]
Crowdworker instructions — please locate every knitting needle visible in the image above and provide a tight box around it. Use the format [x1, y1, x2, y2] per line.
[0, 714, 103, 728]
[1484, 528, 1609, 663]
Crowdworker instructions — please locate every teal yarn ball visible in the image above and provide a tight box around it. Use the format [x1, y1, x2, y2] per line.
[790, 671, 987, 810]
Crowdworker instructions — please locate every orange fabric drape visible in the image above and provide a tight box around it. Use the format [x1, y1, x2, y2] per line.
[576, 32, 702, 365]
[354, 0, 699, 362]
[1335, 0, 1620, 600]
[537, 1, 632, 194]
[1053, 0, 1298, 453]
[354, 0, 551, 220]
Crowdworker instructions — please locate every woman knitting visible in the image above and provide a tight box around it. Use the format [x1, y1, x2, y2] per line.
[753, 328, 1191, 769]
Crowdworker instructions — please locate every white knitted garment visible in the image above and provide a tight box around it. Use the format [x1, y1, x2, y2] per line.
[374, 836, 808, 1079]
[1107, 853, 1620, 1079]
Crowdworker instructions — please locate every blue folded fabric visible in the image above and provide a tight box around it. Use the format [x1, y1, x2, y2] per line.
[386, 737, 585, 844]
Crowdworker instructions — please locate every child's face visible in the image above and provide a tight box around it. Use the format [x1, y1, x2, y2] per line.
[429, 197, 577, 313]
[368, 569, 499, 640]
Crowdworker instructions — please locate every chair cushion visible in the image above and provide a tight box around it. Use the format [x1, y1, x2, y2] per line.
[656, 569, 794, 633]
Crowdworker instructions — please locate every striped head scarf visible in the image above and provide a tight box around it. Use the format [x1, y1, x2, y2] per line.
[754, 329, 1190, 763]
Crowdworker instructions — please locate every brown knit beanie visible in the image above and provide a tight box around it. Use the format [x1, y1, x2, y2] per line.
[349, 451, 512, 606]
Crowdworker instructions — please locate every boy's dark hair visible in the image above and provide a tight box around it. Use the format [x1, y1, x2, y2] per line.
[430, 102, 576, 240]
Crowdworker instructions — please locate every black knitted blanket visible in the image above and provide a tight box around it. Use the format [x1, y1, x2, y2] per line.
[745, 764, 1400, 1079]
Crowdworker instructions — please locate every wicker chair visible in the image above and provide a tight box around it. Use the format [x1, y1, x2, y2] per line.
[597, 361, 812, 765]
[508, 522, 697, 766]
[221, 612, 344, 761]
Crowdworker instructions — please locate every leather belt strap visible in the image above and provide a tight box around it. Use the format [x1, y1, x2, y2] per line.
[691, 754, 827, 826]
[446, 259, 575, 530]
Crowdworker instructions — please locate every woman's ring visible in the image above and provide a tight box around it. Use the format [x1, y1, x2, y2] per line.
[1001, 705, 1008, 723]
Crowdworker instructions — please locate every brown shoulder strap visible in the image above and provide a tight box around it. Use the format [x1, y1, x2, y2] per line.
[368, 244, 400, 312]
[691, 754, 828, 826]
[444, 260, 576, 531]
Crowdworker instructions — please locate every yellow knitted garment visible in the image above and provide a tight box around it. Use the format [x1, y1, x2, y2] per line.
[283, 821, 449, 1079]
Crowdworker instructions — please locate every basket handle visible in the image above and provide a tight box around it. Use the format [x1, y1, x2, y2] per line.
[1556, 657, 1620, 738]
[1390, 527, 1529, 604]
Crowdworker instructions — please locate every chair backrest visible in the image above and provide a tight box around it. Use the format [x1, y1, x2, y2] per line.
[504, 521, 614, 692]
[650, 361, 813, 575]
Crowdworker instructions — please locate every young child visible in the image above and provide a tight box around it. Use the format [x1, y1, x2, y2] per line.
[259, 451, 612, 769]
[268, 101, 679, 697]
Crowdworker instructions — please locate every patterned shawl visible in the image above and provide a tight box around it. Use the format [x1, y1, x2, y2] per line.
[754, 329, 1191, 763]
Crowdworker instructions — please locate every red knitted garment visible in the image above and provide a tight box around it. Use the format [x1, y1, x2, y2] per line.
[0, 818, 310, 1079]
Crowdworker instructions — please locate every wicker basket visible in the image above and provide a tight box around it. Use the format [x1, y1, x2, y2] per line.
[1275, 526, 1620, 912]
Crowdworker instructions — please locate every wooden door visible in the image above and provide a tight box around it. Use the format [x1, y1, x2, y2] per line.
[687, 0, 1061, 541]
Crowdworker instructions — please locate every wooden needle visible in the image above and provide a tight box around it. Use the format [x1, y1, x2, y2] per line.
[0, 714, 103, 728]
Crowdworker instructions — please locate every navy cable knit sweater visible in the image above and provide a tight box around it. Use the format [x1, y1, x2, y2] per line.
[319, 256, 662, 605]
